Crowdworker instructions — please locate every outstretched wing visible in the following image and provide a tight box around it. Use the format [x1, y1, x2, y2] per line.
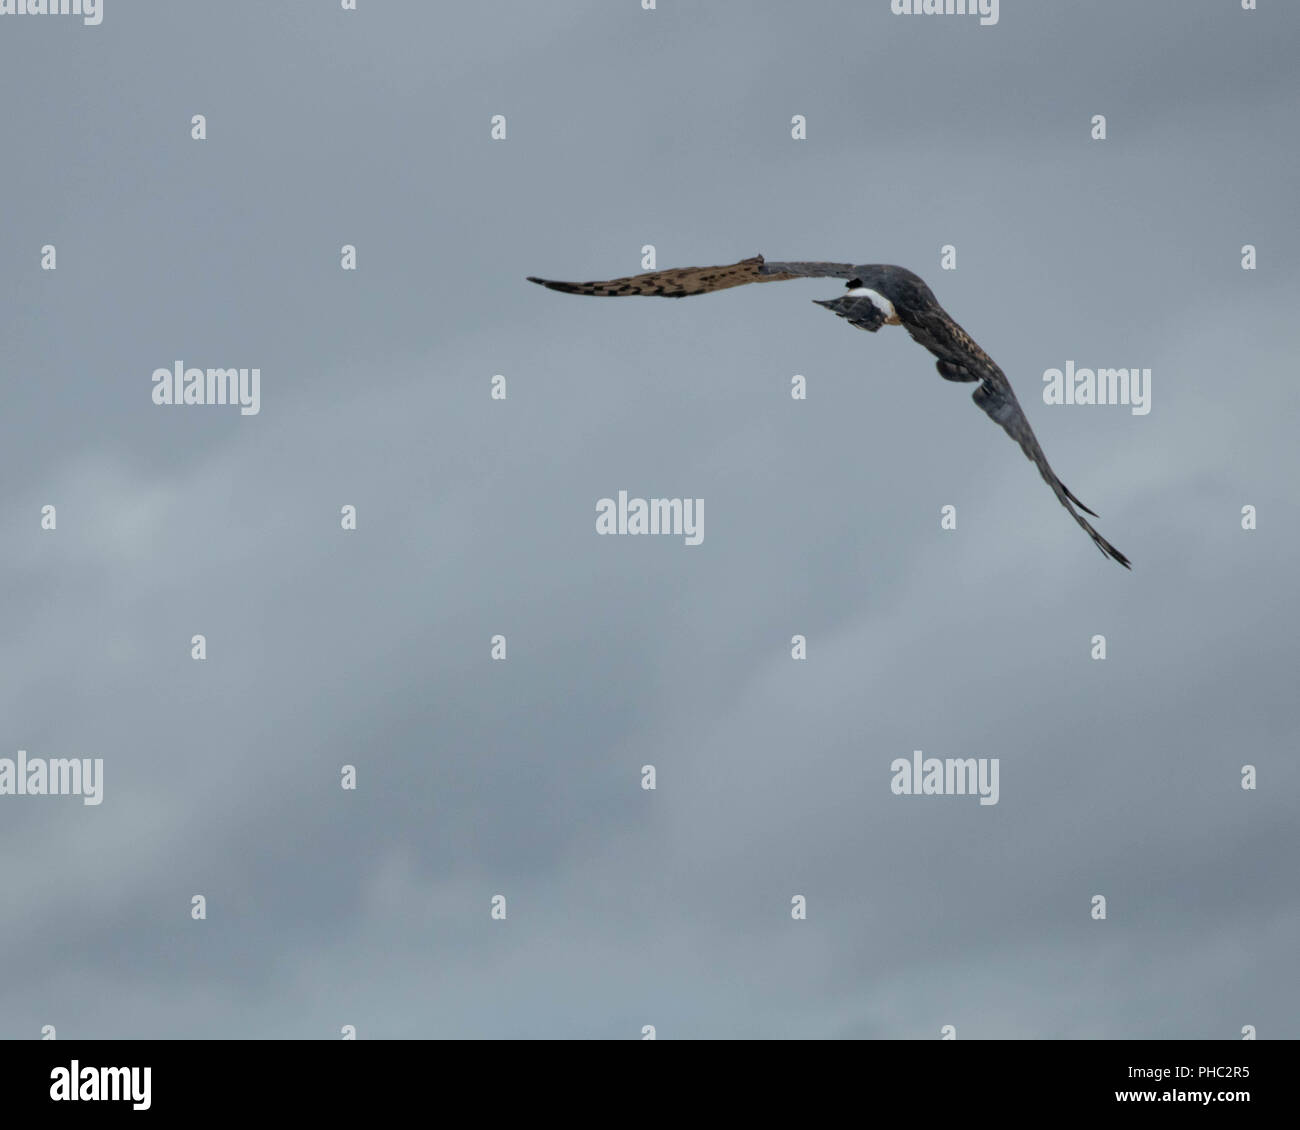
[970, 374, 1129, 567]
[526, 255, 856, 298]
[897, 304, 1130, 568]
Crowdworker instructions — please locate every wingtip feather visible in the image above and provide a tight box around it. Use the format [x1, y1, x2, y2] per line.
[1061, 483, 1100, 518]
[1097, 538, 1132, 569]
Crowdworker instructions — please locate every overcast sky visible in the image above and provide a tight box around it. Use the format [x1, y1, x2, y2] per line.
[1, 0, 1297, 1039]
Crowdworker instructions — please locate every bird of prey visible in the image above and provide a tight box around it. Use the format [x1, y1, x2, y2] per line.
[527, 255, 1130, 568]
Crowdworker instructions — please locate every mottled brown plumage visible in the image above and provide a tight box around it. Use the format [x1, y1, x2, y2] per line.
[526, 255, 809, 297]
[528, 255, 1130, 568]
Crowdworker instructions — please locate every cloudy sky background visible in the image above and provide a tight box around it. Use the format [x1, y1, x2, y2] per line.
[1, 0, 1297, 1038]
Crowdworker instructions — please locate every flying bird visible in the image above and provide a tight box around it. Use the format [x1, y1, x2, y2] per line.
[528, 255, 1130, 568]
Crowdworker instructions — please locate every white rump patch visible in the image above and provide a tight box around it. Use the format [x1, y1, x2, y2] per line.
[845, 286, 900, 323]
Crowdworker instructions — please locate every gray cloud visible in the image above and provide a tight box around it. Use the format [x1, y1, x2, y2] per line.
[0, 0, 1296, 1039]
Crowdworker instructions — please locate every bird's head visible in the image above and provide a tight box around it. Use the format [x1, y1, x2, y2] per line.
[849, 264, 934, 314]
[813, 265, 922, 330]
